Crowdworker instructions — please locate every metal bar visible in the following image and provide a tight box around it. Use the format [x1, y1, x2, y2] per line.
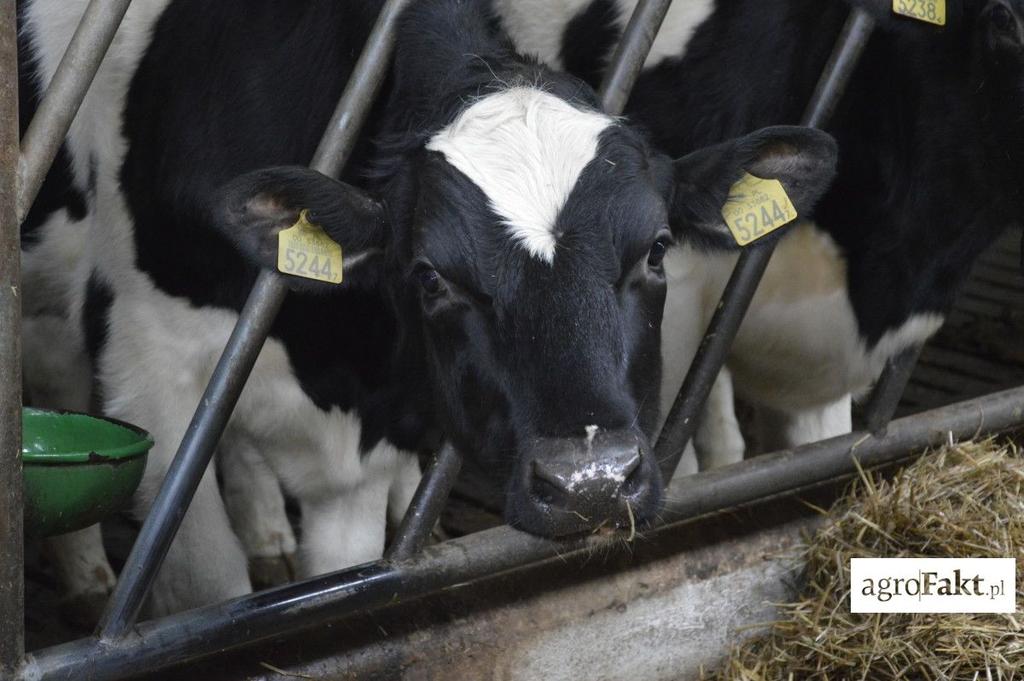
[384, 444, 463, 561]
[655, 8, 877, 480]
[597, 0, 673, 115]
[862, 344, 924, 434]
[97, 0, 414, 640]
[0, 0, 23, 674]
[15, 0, 132, 224]
[96, 272, 288, 638]
[22, 385, 1024, 681]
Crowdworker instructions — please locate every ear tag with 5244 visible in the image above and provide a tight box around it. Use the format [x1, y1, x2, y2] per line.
[892, 0, 946, 26]
[720, 173, 798, 246]
[277, 209, 343, 284]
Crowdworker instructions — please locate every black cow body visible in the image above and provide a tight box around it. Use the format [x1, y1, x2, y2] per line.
[495, 0, 1024, 465]
[20, 0, 836, 615]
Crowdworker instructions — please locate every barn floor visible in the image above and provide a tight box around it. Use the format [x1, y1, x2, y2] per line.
[20, 227, 1024, 675]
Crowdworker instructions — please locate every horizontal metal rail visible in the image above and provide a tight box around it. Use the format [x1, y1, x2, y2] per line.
[21, 384, 1024, 681]
[16, 0, 133, 224]
[96, 0, 416, 640]
[655, 7, 877, 478]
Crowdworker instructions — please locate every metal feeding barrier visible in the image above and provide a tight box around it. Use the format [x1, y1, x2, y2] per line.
[0, 1, 1018, 679]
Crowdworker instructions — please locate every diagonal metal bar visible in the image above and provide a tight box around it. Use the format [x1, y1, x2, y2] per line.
[16, 0, 133, 224]
[598, 0, 673, 115]
[0, 0, 24, 674]
[22, 385, 1024, 681]
[655, 8, 877, 480]
[385, 444, 463, 561]
[862, 344, 924, 434]
[97, 0, 415, 640]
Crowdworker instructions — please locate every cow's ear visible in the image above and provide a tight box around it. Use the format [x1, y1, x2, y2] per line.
[213, 166, 390, 292]
[668, 126, 838, 249]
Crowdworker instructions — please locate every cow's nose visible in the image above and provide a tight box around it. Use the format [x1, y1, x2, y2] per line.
[532, 447, 640, 505]
[513, 429, 661, 537]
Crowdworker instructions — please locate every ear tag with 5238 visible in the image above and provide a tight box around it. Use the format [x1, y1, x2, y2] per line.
[720, 173, 798, 246]
[892, 0, 946, 26]
[277, 209, 343, 284]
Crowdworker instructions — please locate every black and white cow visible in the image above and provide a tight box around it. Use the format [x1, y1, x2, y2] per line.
[494, 0, 1024, 470]
[20, 0, 837, 615]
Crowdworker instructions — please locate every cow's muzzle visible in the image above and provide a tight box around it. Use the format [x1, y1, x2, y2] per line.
[509, 429, 662, 537]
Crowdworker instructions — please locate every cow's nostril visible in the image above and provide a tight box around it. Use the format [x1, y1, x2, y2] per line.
[530, 465, 568, 506]
[532, 459, 571, 493]
[616, 451, 641, 482]
[619, 458, 646, 498]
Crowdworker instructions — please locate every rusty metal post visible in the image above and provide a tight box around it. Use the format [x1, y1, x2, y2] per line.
[0, 0, 24, 674]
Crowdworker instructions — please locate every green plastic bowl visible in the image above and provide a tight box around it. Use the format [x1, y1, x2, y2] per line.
[22, 408, 153, 537]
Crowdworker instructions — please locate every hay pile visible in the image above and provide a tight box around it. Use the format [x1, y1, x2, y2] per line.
[705, 438, 1024, 680]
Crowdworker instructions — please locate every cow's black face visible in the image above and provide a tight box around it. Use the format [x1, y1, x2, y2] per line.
[213, 85, 838, 538]
[408, 95, 671, 535]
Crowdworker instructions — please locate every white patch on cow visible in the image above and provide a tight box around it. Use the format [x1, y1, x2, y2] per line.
[660, 223, 945, 469]
[691, 368, 746, 471]
[219, 435, 297, 562]
[100, 288, 419, 615]
[26, 0, 421, 615]
[21, 209, 90, 317]
[615, 0, 716, 68]
[754, 393, 853, 454]
[426, 87, 612, 264]
[43, 525, 116, 598]
[494, 0, 715, 71]
[493, 0, 595, 69]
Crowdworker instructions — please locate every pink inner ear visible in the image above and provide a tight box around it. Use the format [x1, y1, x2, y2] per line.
[246, 194, 293, 224]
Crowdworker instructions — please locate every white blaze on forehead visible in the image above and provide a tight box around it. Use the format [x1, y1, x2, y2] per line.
[425, 87, 613, 264]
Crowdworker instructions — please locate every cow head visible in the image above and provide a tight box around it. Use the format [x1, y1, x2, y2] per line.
[213, 0, 837, 538]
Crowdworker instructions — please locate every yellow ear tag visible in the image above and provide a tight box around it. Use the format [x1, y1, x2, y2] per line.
[892, 0, 946, 26]
[277, 210, 343, 284]
[720, 173, 798, 246]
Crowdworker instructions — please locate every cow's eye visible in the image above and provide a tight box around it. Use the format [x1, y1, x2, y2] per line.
[647, 239, 669, 269]
[991, 2, 1015, 31]
[416, 266, 446, 296]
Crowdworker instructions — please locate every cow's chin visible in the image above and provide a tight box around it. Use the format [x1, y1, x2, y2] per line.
[503, 489, 662, 540]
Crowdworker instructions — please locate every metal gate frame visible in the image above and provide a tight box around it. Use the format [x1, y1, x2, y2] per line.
[1, 1, 1020, 680]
